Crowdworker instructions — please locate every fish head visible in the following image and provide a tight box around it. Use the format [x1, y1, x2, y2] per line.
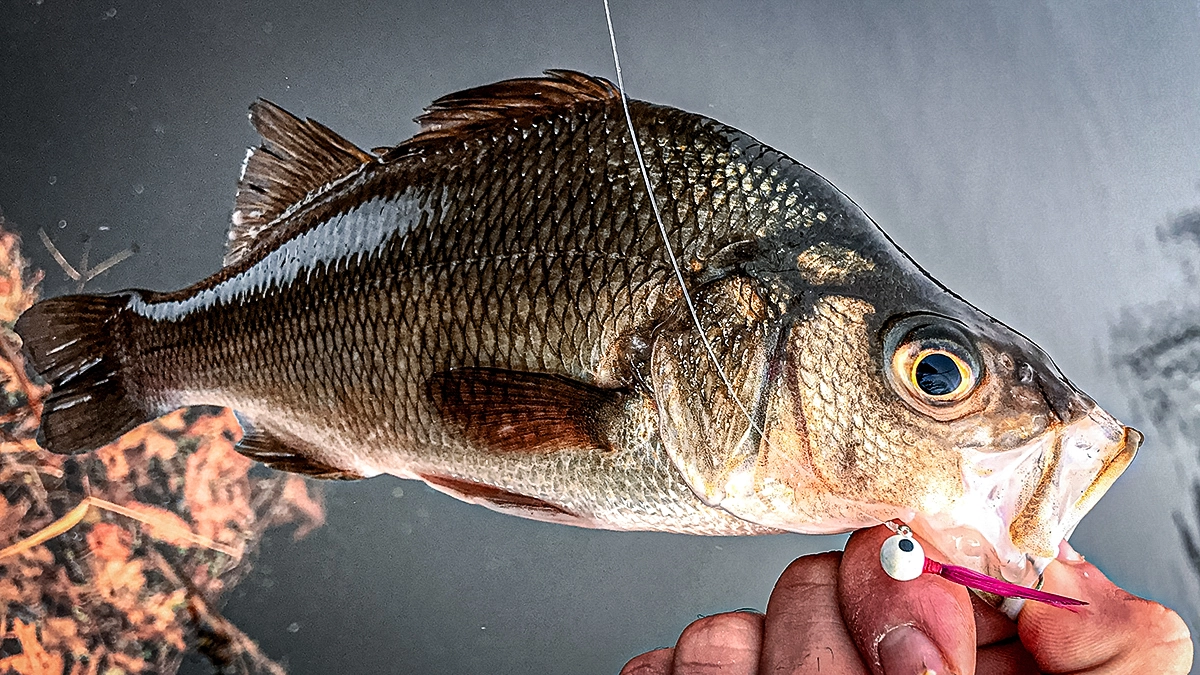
[650, 198, 1138, 589]
[849, 308, 1139, 587]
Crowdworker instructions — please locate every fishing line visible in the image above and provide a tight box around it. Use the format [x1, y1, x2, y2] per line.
[601, 0, 887, 536]
[598, 13, 1065, 602]
[600, 0, 766, 447]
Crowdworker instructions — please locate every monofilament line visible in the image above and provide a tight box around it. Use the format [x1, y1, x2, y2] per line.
[601, 0, 765, 446]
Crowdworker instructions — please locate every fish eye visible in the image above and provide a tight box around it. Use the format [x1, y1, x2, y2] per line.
[883, 316, 983, 419]
[910, 350, 971, 399]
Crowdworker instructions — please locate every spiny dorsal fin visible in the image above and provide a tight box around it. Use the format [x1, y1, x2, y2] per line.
[227, 100, 376, 267]
[378, 70, 619, 158]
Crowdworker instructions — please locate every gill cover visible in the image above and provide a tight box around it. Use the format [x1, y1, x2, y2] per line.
[652, 283, 1141, 592]
[655, 293, 922, 537]
[650, 276, 775, 506]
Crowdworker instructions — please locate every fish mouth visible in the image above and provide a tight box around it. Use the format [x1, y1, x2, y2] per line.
[907, 407, 1138, 609]
[1073, 425, 1140, 516]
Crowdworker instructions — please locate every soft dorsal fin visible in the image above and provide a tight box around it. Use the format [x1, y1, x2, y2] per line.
[227, 100, 376, 267]
[378, 69, 619, 158]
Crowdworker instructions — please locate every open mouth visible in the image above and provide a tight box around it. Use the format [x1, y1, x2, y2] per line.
[909, 408, 1139, 608]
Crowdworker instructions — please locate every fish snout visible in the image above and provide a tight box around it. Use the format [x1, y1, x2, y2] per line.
[928, 406, 1139, 597]
[1072, 423, 1140, 518]
[1007, 407, 1138, 564]
[1034, 366, 1095, 424]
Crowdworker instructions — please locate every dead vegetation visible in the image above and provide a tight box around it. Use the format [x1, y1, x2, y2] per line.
[0, 216, 324, 674]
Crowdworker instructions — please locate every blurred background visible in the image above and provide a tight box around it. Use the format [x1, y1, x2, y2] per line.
[2, 0, 1198, 672]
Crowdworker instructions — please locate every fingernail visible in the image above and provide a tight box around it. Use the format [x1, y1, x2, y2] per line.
[878, 625, 948, 675]
[1058, 539, 1083, 562]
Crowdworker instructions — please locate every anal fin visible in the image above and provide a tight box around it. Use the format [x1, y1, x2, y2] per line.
[234, 414, 363, 481]
[418, 473, 578, 522]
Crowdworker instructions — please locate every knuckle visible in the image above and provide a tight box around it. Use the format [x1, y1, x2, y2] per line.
[678, 612, 761, 647]
[777, 552, 841, 588]
[673, 612, 763, 670]
[1147, 607, 1193, 671]
[620, 649, 673, 675]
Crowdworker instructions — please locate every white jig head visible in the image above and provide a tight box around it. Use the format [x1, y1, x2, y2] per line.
[880, 524, 925, 582]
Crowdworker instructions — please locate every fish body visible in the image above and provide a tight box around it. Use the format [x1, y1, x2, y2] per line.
[15, 71, 1138, 588]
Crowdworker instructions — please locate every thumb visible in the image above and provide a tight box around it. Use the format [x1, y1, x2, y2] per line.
[839, 525, 976, 675]
[1018, 541, 1193, 674]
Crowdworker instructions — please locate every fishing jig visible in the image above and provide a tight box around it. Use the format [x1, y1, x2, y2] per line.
[879, 522, 1087, 610]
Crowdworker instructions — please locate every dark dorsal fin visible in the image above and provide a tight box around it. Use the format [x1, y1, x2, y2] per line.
[227, 100, 377, 267]
[228, 72, 616, 263]
[378, 70, 619, 158]
[429, 367, 624, 454]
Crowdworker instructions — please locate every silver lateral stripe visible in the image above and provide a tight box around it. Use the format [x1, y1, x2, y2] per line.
[130, 195, 426, 321]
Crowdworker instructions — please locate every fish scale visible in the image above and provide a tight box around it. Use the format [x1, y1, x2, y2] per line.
[16, 71, 1140, 586]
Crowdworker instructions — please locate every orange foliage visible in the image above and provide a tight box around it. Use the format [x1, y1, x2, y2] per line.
[0, 223, 323, 674]
[280, 475, 326, 539]
[85, 522, 131, 562]
[0, 620, 64, 675]
[0, 225, 40, 327]
[185, 426, 254, 549]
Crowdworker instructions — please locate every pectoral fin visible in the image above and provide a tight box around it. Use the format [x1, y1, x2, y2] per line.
[428, 367, 625, 454]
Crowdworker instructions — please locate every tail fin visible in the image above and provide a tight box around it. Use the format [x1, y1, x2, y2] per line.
[15, 292, 156, 454]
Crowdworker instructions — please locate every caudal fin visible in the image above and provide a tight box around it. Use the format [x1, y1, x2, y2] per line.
[15, 292, 156, 454]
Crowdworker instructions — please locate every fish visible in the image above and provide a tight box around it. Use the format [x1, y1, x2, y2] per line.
[14, 70, 1139, 594]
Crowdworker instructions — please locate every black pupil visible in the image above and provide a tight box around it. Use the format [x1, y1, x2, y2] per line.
[915, 353, 962, 396]
[898, 538, 914, 553]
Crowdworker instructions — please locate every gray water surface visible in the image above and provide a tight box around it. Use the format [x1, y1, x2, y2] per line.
[2, 1, 1199, 672]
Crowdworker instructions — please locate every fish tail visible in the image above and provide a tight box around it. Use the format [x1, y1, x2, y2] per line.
[15, 292, 157, 454]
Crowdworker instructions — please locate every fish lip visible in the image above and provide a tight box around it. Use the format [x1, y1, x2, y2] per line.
[1070, 424, 1140, 519]
[916, 406, 1138, 592]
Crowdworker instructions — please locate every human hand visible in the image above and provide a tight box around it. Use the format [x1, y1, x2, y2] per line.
[621, 525, 1191, 674]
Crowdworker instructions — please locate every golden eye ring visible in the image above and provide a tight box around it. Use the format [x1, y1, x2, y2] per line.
[907, 348, 974, 402]
[883, 315, 983, 420]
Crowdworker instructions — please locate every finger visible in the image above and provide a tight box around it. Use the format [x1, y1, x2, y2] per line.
[1018, 541, 1192, 674]
[838, 525, 976, 675]
[975, 640, 1041, 675]
[759, 552, 868, 675]
[621, 648, 674, 675]
[970, 589, 1038, 674]
[672, 612, 764, 675]
[969, 594, 1018, 648]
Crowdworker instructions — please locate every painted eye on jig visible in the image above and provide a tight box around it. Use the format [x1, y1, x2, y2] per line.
[880, 530, 926, 581]
[879, 523, 1087, 610]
